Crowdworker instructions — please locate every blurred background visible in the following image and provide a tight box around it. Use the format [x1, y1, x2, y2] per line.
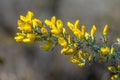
[0, 0, 120, 80]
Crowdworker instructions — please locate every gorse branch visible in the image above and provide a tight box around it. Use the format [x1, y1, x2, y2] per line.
[14, 11, 120, 80]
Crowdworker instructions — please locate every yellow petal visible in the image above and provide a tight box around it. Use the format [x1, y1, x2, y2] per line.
[51, 16, 56, 24]
[17, 20, 24, 30]
[58, 37, 67, 47]
[56, 19, 63, 31]
[14, 35, 24, 42]
[32, 19, 42, 27]
[67, 22, 74, 30]
[26, 33, 36, 41]
[61, 47, 69, 54]
[20, 15, 27, 22]
[74, 29, 83, 39]
[103, 24, 108, 36]
[81, 25, 86, 35]
[26, 11, 34, 19]
[51, 29, 60, 35]
[74, 20, 80, 29]
[91, 25, 96, 38]
[85, 32, 90, 40]
[23, 38, 32, 43]
[44, 19, 51, 27]
[22, 23, 32, 32]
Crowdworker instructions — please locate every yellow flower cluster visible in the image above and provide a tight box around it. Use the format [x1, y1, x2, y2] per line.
[45, 16, 67, 37]
[15, 11, 40, 43]
[100, 47, 115, 55]
[108, 65, 120, 80]
[70, 50, 92, 67]
[14, 11, 55, 50]
[14, 11, 120, 80]
[14, 11, 116, 63]
[67, 20, 90, 40]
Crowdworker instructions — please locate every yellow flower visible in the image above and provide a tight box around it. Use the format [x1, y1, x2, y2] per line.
[67, 21, 87, 40]
[103, 24, 108, 36]
[61, 47, 75, 55]
[22, 23, 32, 32]
[108, 65, 120, 80]
[56, 19, 63, 31]
[22, 38, 31, 43]
[20, 11, 34, 23]
[70, 50, 87, 67]
[61, 47, 69, 53]
[45, 16, 65, 37]
[26, 11, 34, 19]
[74, 20, 80, 29]
[14, 33, 25, 42]
[58, 37, 67, 47]
[44, 16, 56, 27]
[14, 36, 24, 42]
[18, 11, 43, 32]
[17, 20, 32, 32]
[14, 33, 36, 43]
[73, 29, 83, 39]
[51, 25, 60, 36]
[91, 25, 96, 38]
[67, 22, 74, 30]
[101, 47, 110, 55]
[41, 27, 48, 35]
[67, 20, 80, 31]
[78, 50, 89, 61]
[81, 25, 86, 36]
[40, 39, 54, 51]
[18, 11, 33, 32]
[108, 66, 117, 73]
[70, 56, 79, 64]
[110, 75, 118, 80]
[23, 33, 36, 43]
[27, 33, 36, 40]
[32, 19, 42, 27]
[51, 16, 56, 24]
[85, 32, 90, 40]
[67, 48, 74, 54]
[77, 63, 85, 67]
[44, 19, 52, 27]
